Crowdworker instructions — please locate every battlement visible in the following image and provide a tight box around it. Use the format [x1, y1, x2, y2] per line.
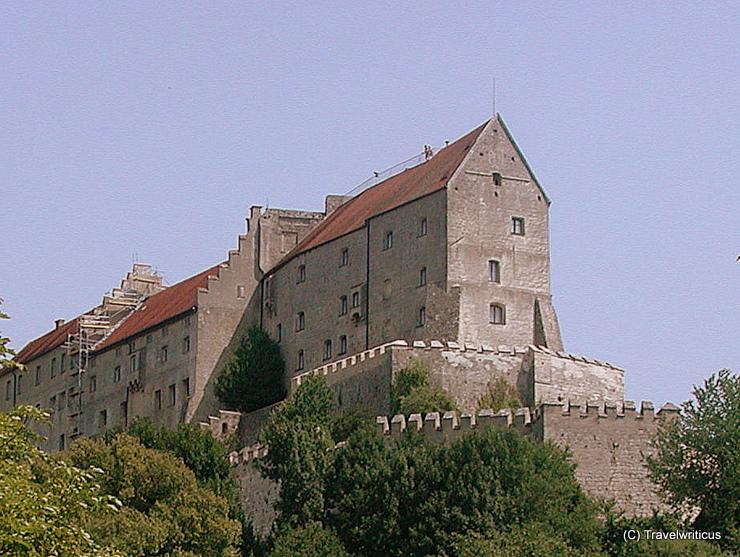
[229, 443, 268, 466]
[198, 409, 241, 439]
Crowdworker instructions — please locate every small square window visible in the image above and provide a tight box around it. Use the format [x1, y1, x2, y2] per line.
[383, 231, 393, 250]
[511, 217, 525, 236]
[340, 296, 348, 316]
[489, 260, 501, 283]
[297, 264, 306, 283]
[490, 304, 506, 325]
[296, 312, 305, 332]
[297, 350, 305, 371]
[419, 267, 427, 287]
[417, 306, 426, 327]
[419, 218, 428, 237]
[340, 248, 349, 267]
[339, 335, 348, 355]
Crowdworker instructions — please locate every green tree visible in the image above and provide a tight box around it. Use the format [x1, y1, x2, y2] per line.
[0, 405, 123, 557]
[268, 522, 350, 557]
[67, 433, 241, 557]
[477, 376, 522, 412]
[326, 426, 602, 557]
[647, 369, 739, 550]
[0, 298, 24, 391]
[258, 375, 335, 528]
[215, 326, 286, 412]
[440, 524, 586, 557]
[391, 358, 457, 415]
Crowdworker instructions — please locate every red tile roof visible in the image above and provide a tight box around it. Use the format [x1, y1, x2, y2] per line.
[277, 120, 488, 267]
[14, 265, 222, 365]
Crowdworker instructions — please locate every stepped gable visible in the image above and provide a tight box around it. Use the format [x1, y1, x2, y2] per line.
[97, 264, 222, 350]
[15, 316, 84, 364]
[14, 264, 223, 363]
[275, 120, 488, 267]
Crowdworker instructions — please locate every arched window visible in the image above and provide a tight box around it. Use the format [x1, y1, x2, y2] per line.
[489, 303, 505, 325]
[324, 339, 332, 361]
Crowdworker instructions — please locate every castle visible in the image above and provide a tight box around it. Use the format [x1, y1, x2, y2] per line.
[2, 115, 676, 530]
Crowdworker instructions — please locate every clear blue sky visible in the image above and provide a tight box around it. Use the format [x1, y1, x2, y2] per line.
[1, 2, 738, 405]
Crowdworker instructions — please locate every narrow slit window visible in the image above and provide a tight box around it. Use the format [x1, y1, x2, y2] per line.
[417, 306, 426, 327]
[419, 267, 427, 287]
[340, 248, 349, 266]
[297, 349, 305, 371]
[419, 218, 428, 237]
[339, 335, 347, 355]
[297, 264, 306, 283]
[488, 260, 501, 283]
[323, 339, 332, 361]
[296, 312, 305, 331]
[383, 231, 393, 250]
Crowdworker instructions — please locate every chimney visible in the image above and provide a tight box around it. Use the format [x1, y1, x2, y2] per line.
[325, 195, 353, 216]
[55, 319, 65, 330]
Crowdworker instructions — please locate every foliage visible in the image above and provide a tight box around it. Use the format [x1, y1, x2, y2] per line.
[600, 510, 724, 557]
[438, 524, 587, 557]
[0, 298, 24, 378]
[0, 405, 123, 557]
[325, 425, 602, 557]
[215, 326, 286, 412]
[258, 375, 335, 528]
[391, 358, 457, 415]
[647, 369, 739, 550]
[67, 433, 241, 557]
[267, 522, 350, 557]
[477, 376, 522, 412]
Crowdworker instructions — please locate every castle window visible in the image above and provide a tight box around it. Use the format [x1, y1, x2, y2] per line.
[296, 312, 305, 332]
[488, 260, 501, 283]
[493, 172, 502, 186]
[50, 358, 57, 378]
[419, 267, 427, 287]
[168, 384, 176, 406]
[489, 304, 506, 325]
[58, 434, 65, 451]
[351, 292, 360, 308]
[339, 335, 347, 355]
[237, 285, 246, 299]
[99, 409, 107, 428]
[276, 323, 282, 343]
[297, 350, 305, 371]
[60, 353, 66, 374]
[129, 354, 138, 374]
[183, 377, 191, 397]
[340, 296, 348, 316]
[340, 248, 349, 267]
[161, 345, 168, 363]
[417, 306, 426, 327]
[183, 336, 191, 353]
[90, 375, 97, 393]
[511, 217, 525, 236]
[323, 339, 332, 361]
[297, 264, 306, 283]
[383, 231, 393, 250]
[419, 218, 428, 237]
[128, 341, 135, 354]
[113, 366, 121, 383]
[154, 390, 162, 410]
[35, 366, 41, 386]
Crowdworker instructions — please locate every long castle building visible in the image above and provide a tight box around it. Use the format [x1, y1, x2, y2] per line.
[2, 115, 669, 520]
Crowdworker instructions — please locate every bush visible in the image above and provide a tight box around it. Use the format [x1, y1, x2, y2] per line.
[215, 326, 286, 412]
[268, 522, 350, 557]
[477, 376, 522, 412]
[391, 358, 457, 415]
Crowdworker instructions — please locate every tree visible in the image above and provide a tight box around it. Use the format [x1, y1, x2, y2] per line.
[391, 358, 457, 415]
[258, 375, 335, 528]
[268, 522, 350, 557]
[0, 405, 123, 557]
[215, 326, 286, 412]
[326, 426, 602, 557]
[647, 369, 739, 550]
[477, 376, 522, 412]
[67, 433, 241, 557]
[0, 298, 24, 382]
[439, 524, 585, 557]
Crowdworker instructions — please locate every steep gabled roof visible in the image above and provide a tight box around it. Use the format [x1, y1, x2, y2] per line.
[275, 120, 488, 268]
[96, 264, 222, 350]
[14, 264, 222, 364]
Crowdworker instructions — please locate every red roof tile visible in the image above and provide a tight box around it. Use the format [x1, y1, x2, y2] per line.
[277, 120, 488, 266]
[14, 265, 222, 365]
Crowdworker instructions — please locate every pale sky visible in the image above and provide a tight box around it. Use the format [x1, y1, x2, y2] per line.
[1, 2, 738, 405]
